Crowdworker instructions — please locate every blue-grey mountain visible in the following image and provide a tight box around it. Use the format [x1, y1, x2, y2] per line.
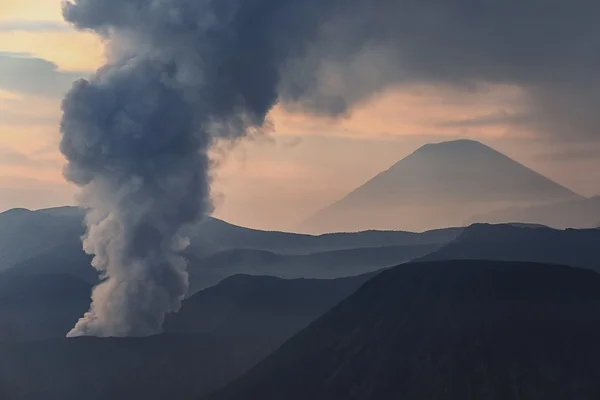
[298, 140, 580, 233]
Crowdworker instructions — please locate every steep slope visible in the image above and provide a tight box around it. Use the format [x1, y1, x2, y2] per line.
[468, 195, 600, 229]
[298, 139, 581, 233]
[0, 270, 371, 339]
[5, 242, 97, 283]
[0, 207, 84, 271]
[208, 260, 600, 400]
[165, 273, 373, 344]
[419, 223, 600, 271]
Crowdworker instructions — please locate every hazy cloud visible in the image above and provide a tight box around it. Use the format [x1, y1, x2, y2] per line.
[274, 0, 600, 141]
[0, 146, 60, 168]
[535, 146, 600, 163]
[0, 20, 69, 32]
[0, 52, 85, 97]
[0, 186, 75, 213]
[280, 136, 303, 148]
[438, 111, 532, 129]
[0, 109, 58, 126]
[0, 147, 31, 166]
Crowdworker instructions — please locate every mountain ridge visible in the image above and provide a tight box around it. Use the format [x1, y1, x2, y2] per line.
[0, 272, 375, 399]
[207, 260, 600, 400]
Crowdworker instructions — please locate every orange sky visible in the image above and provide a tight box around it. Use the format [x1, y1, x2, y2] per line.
[1, 3, 599, 230]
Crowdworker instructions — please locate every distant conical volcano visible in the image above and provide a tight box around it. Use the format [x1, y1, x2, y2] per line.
[297, 139, 581, 233]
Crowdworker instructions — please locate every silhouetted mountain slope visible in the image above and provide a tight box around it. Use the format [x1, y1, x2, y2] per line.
[195, 243, 438, 281]
[7, 246, 220, 295]
[419, 224, 600, 271]
[208, 260, 600, 400]
[6, 243, 97, 283]
[469, 196, 600, 229]
[196, 217, 461, 255]
[0, 206, 461, 278]
[298, 139, 581, 233]
[0, 272, 371, 344]
[0, 273, 373, 399]
[5, 240, 430, 296]
[165, 273, 373, 343]
[0, 208, 84, 272]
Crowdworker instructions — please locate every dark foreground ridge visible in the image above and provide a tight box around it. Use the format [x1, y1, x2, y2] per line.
[0, 273, 373, 400]
[419, 223, 600, 271]
[208, 260, 600, 400]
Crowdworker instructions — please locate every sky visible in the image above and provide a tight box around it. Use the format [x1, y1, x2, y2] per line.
[1, 0, 600, 231]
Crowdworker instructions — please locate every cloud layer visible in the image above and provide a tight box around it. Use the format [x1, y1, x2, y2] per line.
[0, 52, 86, 96]
[0, 20, 69, 32]
[275, 0, 600, 140]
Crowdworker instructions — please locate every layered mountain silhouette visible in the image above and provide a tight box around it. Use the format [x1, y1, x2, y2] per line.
[189, 243, 437, 288]
[0, 207, 460, 292]
[297, 139, 582, 233]
[0, 207, 84, 273]
[419, 223, 600, 271]
[4, 230, 441, 296]
[5, 222, 599, 345]
[194, 216, 461, 255]
[208, 260, 600, 400]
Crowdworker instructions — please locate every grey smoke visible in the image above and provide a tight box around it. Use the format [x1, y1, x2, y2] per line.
[60, 0, 339, 337]
[60, 0, 599, 337]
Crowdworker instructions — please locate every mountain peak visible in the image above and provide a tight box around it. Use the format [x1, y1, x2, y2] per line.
[400, 139, 509, 164]
[0, 208, 32, 216]
[297, 140, 581, 233]
[414, 138, 490, 153]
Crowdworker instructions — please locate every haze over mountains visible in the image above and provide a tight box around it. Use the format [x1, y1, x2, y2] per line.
[1, 140, 594, 243]
[2, 203, 600, 398]
[298, 140, 587, 233]
[0, 138, 598, 399]
[5, 0, 600, 392]
[0, 206, 461, 294]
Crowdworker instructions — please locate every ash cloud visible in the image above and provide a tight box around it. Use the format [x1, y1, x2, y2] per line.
[60, 0, 600, 337]
[437, 111, 532, 129]
[60, 0, 339, 337]
[277, 0, 600, 138]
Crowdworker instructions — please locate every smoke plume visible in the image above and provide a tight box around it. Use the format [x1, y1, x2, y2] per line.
[60, 0, 599, 337]
[60, 0, 341, 337]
